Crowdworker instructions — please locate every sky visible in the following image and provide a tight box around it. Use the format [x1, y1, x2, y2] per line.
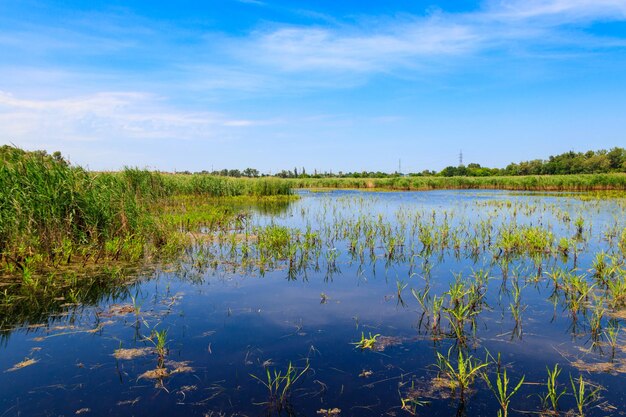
[1, 0, 626, 173]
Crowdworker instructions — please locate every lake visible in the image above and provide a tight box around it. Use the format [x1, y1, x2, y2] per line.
[2, 190, 626, 416]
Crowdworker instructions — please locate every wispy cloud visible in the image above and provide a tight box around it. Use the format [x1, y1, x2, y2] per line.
[233, 0, 626, 75]
[488, 0, 626, 21]
[0, 91, 268, 145]
[235, 0, 267, 6]
[242, 20, 480, 73]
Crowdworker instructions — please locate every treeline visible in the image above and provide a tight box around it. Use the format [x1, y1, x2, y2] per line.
[502, 148, 626, 176]
[181, 168, 261, 178]
[202, 147, 626, 178]
[440, 148, 626, 177]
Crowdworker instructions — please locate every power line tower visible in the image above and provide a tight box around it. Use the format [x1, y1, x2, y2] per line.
[398, 158, 402, 175]
[459, 150, 464, 167]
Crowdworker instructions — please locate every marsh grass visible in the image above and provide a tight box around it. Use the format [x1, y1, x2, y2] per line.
[0, 147, 293, 277]
[435, 347, 488, 403]
[540, 364, 566, 414]
[480, 353, 525, 417]
[288, 174, 626, 192]
[570, 374, 602, 417]
[250, 361, 310, 412]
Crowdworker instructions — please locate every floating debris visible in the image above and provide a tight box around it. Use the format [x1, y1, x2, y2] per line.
[75, 408, 90, 414]
[359, 370, 374, 378]
[139, 360, 194, 380]
[98, 304, 136, 318]
[139, 367, 169, 380]
[572, 359, 626, 374]
[403, 377, 455, 400]
[167, 360, 194, 375]
[6, 357, 38, 372]
[373, 336, 403, 352]
[117, 397, 141, 406]
[317, 408, 341, 416]
[113, 347, 152, 360]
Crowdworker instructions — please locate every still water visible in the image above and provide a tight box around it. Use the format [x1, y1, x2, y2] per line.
[2, 190, 626, 416]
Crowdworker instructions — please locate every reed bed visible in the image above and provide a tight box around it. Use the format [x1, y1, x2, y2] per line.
[0, 147, 292, 276]
[288, 173, 626, 191]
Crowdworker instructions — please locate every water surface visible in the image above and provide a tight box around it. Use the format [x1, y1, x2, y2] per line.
[2, 190, 626, 416]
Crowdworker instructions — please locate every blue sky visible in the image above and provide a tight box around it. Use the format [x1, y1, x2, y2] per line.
[1, 0, 626, 172]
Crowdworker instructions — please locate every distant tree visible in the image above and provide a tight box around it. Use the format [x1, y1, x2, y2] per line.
[608, 147, 626, 170]
[243, 168, 259, 177]
[440, 166, 459, 177]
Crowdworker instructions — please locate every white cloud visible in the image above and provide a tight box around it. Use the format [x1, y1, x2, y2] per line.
[0, 91, 266, 146]
[246, 19, 480, 73]
[233, 0, 626, 75]
[488, 0, 626, 21]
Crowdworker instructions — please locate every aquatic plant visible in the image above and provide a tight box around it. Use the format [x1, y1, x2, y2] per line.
[0, 146, 294, 277]
[481, 354, 525, 417]
[351, 332, 380, 350]
[399, 383, 430, 415]
[570, 375, 601, 417]
[250, 361, 310, 412]
[603, 320, 621, 360]
[396, 280, 408, 307]
[435, 347, 488, 402]
[574, 216, 585, 237]
[588, 296, 605, 341]
[540, 364, 566, 414]
[147, 328, 169, 367]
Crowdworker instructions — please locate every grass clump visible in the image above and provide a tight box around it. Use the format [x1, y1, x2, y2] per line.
[0, 147, 152, 273]
[251, 361, 310, 413]
[435, 347, 488, 403]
